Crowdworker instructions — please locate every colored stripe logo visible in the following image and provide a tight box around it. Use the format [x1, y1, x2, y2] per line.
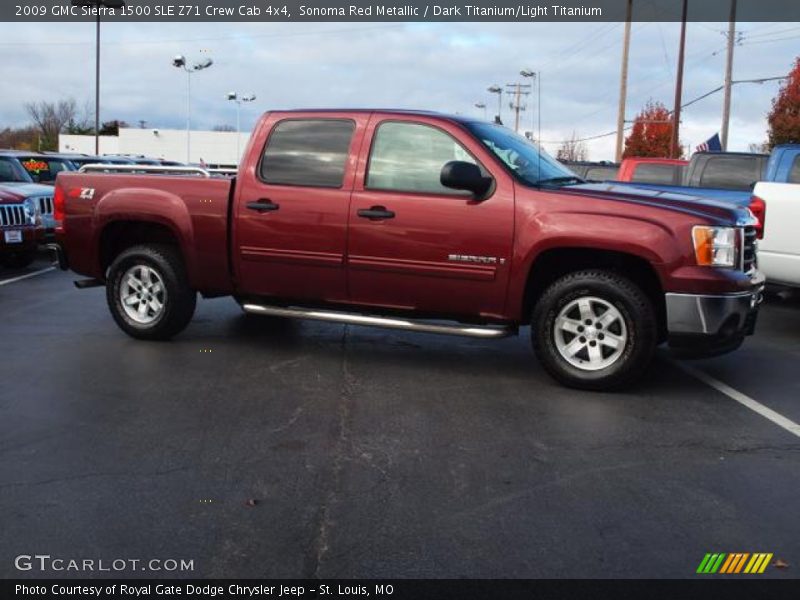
[697, 553, 773, 574]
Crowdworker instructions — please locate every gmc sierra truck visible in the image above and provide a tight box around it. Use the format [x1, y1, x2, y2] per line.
[52, 110, 764, 390]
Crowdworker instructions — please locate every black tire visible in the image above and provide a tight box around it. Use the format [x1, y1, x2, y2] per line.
[1, 249, 37, 269]
[106, 244, 196, 340]
[531, 270, 657, 391]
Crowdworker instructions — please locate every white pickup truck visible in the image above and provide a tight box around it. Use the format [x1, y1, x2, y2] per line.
[753, 145, 800, 289]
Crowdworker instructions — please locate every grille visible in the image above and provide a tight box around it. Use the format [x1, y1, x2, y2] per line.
[742, 226, 757, 273]
[38, 196, 54, 216]
[0, 204, 27, 227]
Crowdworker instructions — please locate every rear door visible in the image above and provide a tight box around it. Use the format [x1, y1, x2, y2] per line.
[233, 113, 367, 302]
[346, 116, 515, 319]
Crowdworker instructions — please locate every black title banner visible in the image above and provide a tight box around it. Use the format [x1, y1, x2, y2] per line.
[5, 579, 800, 600]
[5, 0, 800, 22]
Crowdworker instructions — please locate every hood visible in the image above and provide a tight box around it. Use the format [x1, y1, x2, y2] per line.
[0, 187, 25, 204]
[557, 182, 754, 226]
[0, 182, 55, 198]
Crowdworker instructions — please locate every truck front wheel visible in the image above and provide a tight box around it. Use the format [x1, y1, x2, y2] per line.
[106, 244, 196, 340]
[531, 270, 657, 391]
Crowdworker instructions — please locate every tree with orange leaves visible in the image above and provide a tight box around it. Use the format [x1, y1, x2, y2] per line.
[767, 57, 800, 148]
[623, 100, 681, 158]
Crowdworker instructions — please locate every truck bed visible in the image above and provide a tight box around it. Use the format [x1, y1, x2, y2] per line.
[56, 171, 235, 294]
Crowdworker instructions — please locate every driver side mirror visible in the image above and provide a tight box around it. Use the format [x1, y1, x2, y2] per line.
[440, 161, 493, 198]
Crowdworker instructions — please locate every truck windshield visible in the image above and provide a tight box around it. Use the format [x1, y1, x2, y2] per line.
[0, 157, 35, 183]
[465, 122, 581, 187]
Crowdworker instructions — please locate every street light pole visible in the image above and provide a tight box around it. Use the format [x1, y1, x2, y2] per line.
[474, 102, 487, 120]
[520, 69, 537, 138]
[488, 85, 503, 124]
[72, 0, 126, 155]
[173, 54, 213, 163]
[227, 92, 256, 161]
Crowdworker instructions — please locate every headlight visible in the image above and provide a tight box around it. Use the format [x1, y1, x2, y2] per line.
[692, 226, 737, 267]
[23, 198, 39, 224]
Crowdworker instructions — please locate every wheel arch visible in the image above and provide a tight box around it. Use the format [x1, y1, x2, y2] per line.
[519, 247, 667, 341]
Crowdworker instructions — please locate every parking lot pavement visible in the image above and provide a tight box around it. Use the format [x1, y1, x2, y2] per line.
[1, 262, 798, 579]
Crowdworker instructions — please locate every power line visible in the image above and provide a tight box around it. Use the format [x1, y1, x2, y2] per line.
[541, 76, 787, 145]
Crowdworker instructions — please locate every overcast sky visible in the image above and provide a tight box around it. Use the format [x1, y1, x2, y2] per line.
[0, 20, 798, 159]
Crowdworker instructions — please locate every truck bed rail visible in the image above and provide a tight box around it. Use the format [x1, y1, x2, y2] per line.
[77, 164, 212, 177]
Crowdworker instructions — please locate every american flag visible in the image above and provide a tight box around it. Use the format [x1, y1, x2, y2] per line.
[696, 133, 722, 153]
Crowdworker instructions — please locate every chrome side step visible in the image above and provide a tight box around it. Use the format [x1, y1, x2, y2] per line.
[241, 303, 514, 339]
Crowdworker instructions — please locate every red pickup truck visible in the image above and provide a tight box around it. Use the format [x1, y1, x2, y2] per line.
[616, 157, 688, 186]
[52, 110, 764, 390]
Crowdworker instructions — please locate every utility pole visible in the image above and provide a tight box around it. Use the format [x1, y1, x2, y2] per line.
[506, 82, 531, 133]
[670, 0, 689, 158]
[721, 0, 737, 151]
[615, 0, 633, 162]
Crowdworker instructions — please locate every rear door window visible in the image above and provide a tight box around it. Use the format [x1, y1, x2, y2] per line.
[259, 119, 355, 188]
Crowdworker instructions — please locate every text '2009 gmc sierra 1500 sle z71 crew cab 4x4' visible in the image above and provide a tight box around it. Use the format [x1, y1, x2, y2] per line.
[51, 110, 764, 390]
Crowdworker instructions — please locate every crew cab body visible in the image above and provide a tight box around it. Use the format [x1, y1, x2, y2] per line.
[752, 144, 800, 288]
[0, 186, 41, 268]
[53, 110, 764, 390]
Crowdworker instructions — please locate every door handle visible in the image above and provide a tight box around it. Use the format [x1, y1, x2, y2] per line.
[246, 199, 280, 213]
[357, 206, 395, 220]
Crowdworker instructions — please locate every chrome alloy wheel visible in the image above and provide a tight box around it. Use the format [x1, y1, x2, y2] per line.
[120, 264, 167, 324]
[553, 296, 628, 371]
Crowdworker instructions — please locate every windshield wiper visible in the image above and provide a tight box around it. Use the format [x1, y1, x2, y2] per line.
[533, 176, 584, 187]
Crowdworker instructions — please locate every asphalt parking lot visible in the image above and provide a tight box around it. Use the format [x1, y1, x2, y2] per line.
[1, 254, 798, 579]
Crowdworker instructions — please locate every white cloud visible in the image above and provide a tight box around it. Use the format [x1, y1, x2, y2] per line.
[0, 20, 796, 160]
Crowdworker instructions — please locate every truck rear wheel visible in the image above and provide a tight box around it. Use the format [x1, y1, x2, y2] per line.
[531, 270, 657, 391]
[106, 244, 196, 340]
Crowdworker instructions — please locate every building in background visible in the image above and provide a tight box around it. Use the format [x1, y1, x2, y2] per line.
[59, 127, 251, 167]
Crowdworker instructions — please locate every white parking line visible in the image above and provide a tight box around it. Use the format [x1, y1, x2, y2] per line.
[678, 363, 800, 439]
[0, 266, 56, 287]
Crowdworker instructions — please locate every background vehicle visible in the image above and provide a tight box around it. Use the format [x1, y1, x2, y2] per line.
[45, 153, 136, 168]
[752, 145, 800, 289]
[0, 152, 64, 237]
[0, 186, 40, 268]
[0, 150, 76, 184]
[53, 110, 763, 391]
[612, 151, 767, 203]
[560, 160, 620, 181]
[617, 158, 688, 185]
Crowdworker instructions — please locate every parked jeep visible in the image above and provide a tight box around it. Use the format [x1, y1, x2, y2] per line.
[0, 186, 41, 269]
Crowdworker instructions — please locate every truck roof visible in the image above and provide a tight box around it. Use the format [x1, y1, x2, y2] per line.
[270, 108, 480, 124]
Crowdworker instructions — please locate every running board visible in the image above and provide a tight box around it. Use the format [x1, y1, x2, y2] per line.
[241, 304, 514, 339]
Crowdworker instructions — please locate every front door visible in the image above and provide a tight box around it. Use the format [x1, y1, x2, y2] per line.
[233, 115, 365, 303]
[347, 117, 515, 319]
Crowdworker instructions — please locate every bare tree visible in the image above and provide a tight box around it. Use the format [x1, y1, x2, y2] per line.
[748, 142, 769, 154]
[25, 98, 78, 150]
[556, 131, 588, 162]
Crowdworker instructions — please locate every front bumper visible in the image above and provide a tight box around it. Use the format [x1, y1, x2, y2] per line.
[666, 273, 765, 358]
